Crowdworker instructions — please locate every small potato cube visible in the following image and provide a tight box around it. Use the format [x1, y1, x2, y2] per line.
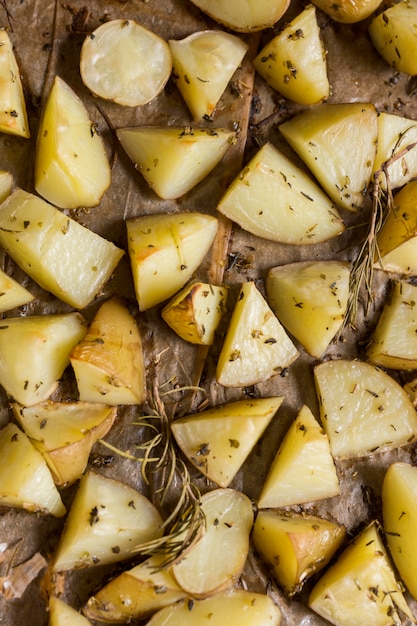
[161, 281, 228, 345]
[0, 268, 33, 313]
[0, 30, 30, 138]
[253, 5, 329, 105]
[0, 170, 13, 203]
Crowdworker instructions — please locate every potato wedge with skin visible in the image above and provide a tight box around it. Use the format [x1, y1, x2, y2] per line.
[0, 268, 34, 313]
[161, 282, 228, 345]
[382, 462, 417, 602]
[280, 102, 378, 212]
[189, 0, 290, 32]
[0, 29, 30, 138]
[0, 312, 86, 407]
[145, 588, 282, 626]
[171, 396, 284, 487]
[83, 554, 187, 623]
[0, 423, 65, 517]
[172, 488, 253, 598]
[216, 281, 299, 388]
[0, 170, 13, 203]
[314, 359, 417, 457]
[257, 405, 340, 509]
[311, 0, 383, 23]
[375, 179, 417, 276]
[252, 511, 346, 596]
[70, 297, 146, 405]
[308, 522, 414, 626]
[169, 30, 248, 120]
[12, 401, 117, 487]
[266, 260, 350, 359]
[0, 189, 124, 308]
[49, 596, 92, 626]
[52, 470, 163, 572]
[372, 111, 417, 191]
[80, 19, 172, 107]
[253, 5, 329, 106]
[367, 280, 417, 370]
[35, 76, 111, 209]
[216, 142, 344, 244]
[117, 126, 235, 200]
[126, 212, 218, 311]
[369, 0, 417, 76]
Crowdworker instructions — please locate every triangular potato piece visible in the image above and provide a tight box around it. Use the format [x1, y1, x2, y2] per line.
[314, 359, 417, 457]
[70, 296, 146, 405]
[52, 470, 163, 571]
[0, 423, 65, 517]
[0, 267, 34, 313]
[12, 401, 117, 486]
[0, 312, 86, 406]
[257, 404, 340, 509]
[171, 396, 284, 487]
[266, 260, 350, 358]
[83, 554, 187, 623]
[0, 30, 30, 138]
[280, 102, 378, 211]
[252, 510, 346, 596]
[253, 5, 329, 105]
[117, 126, 235, 200]
[0, 170, 13, 203]
[372, 111, 417, 191]
[216, 142, 344, 244]
[49, 596, 92, 626]
[126, 212, 218, 311]
[169, 30, 248, 120]
[216, 281, 299, 388]
[309, 522, 414, 626]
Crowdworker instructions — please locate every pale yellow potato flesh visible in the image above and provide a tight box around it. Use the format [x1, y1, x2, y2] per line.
[312, 0, 383, 23]
[253, 5, 329, 105]
[372, 111, 417, 191]
[382, 461, 417, 602]
[0, 267, 33, 313]
[252, 511, 346, 596]
[80, 19, 172, 106]
[216, 281, 299, 388]
[314, 359, 417, 457]
[171, 396, 284, 487]
[0, 312, 86, 407]
[309, 522, 414, 626]
[189, 0, 290, 32]
[216, 142, 344, 243]
[0, 170, 13, 203]
[0, 423, 66, 517]
[0, 189, 124, 309]
[280, 102, 378, 211]
[257, 405, 340, 509]
[49, 596, 92, 626]
[169, 30, 248, 119]
[34, 76, 111, 209]
[0, 30, 30, 138]
[70, 296, 146, 405]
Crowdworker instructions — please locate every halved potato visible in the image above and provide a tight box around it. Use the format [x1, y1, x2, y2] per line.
[312, 0, 383, 23]
[216, 281, 299, 388]
[369, 0, 417, 76]
[35, 76, 111, 209]
[189, 0, 290, 32]
[382, 461, 417, 602]
[70, 297, 146, 405]
[0, 423, 65, 517]
[252, 510, 346, 596]
[314, 359, 417, 457]
[0, 29, 30, 138]
[0, 189, 124, 308]
[171, 396, 284, 487]
[367, 280, 417, 369]
[117, 126, 235, 200]
[266, 260, 350, 358]
[169, 30, 248, 120]
[49, 596, 92, 626]
[126, 212, 218, 311]
[216, 142, 344, 244]
[52, 470, 163, 572]
[12, 401, 117, 486]
[253, 5, 329, 105]
[280, 102, 378, 211]
[0, 312, 86, 407]
[308, 521, 414, 626]
[372, 111, 417, 191]
[257, 404, 340, 509]
[172, 488, 253, 598]
[80, 19, 172, 107]
[0, 170, 13, 203]
[0, 268, 33, 313]
[83, 554, 187, 623]
[145, 588, 282, 626]
[161, 281, 228, 345]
